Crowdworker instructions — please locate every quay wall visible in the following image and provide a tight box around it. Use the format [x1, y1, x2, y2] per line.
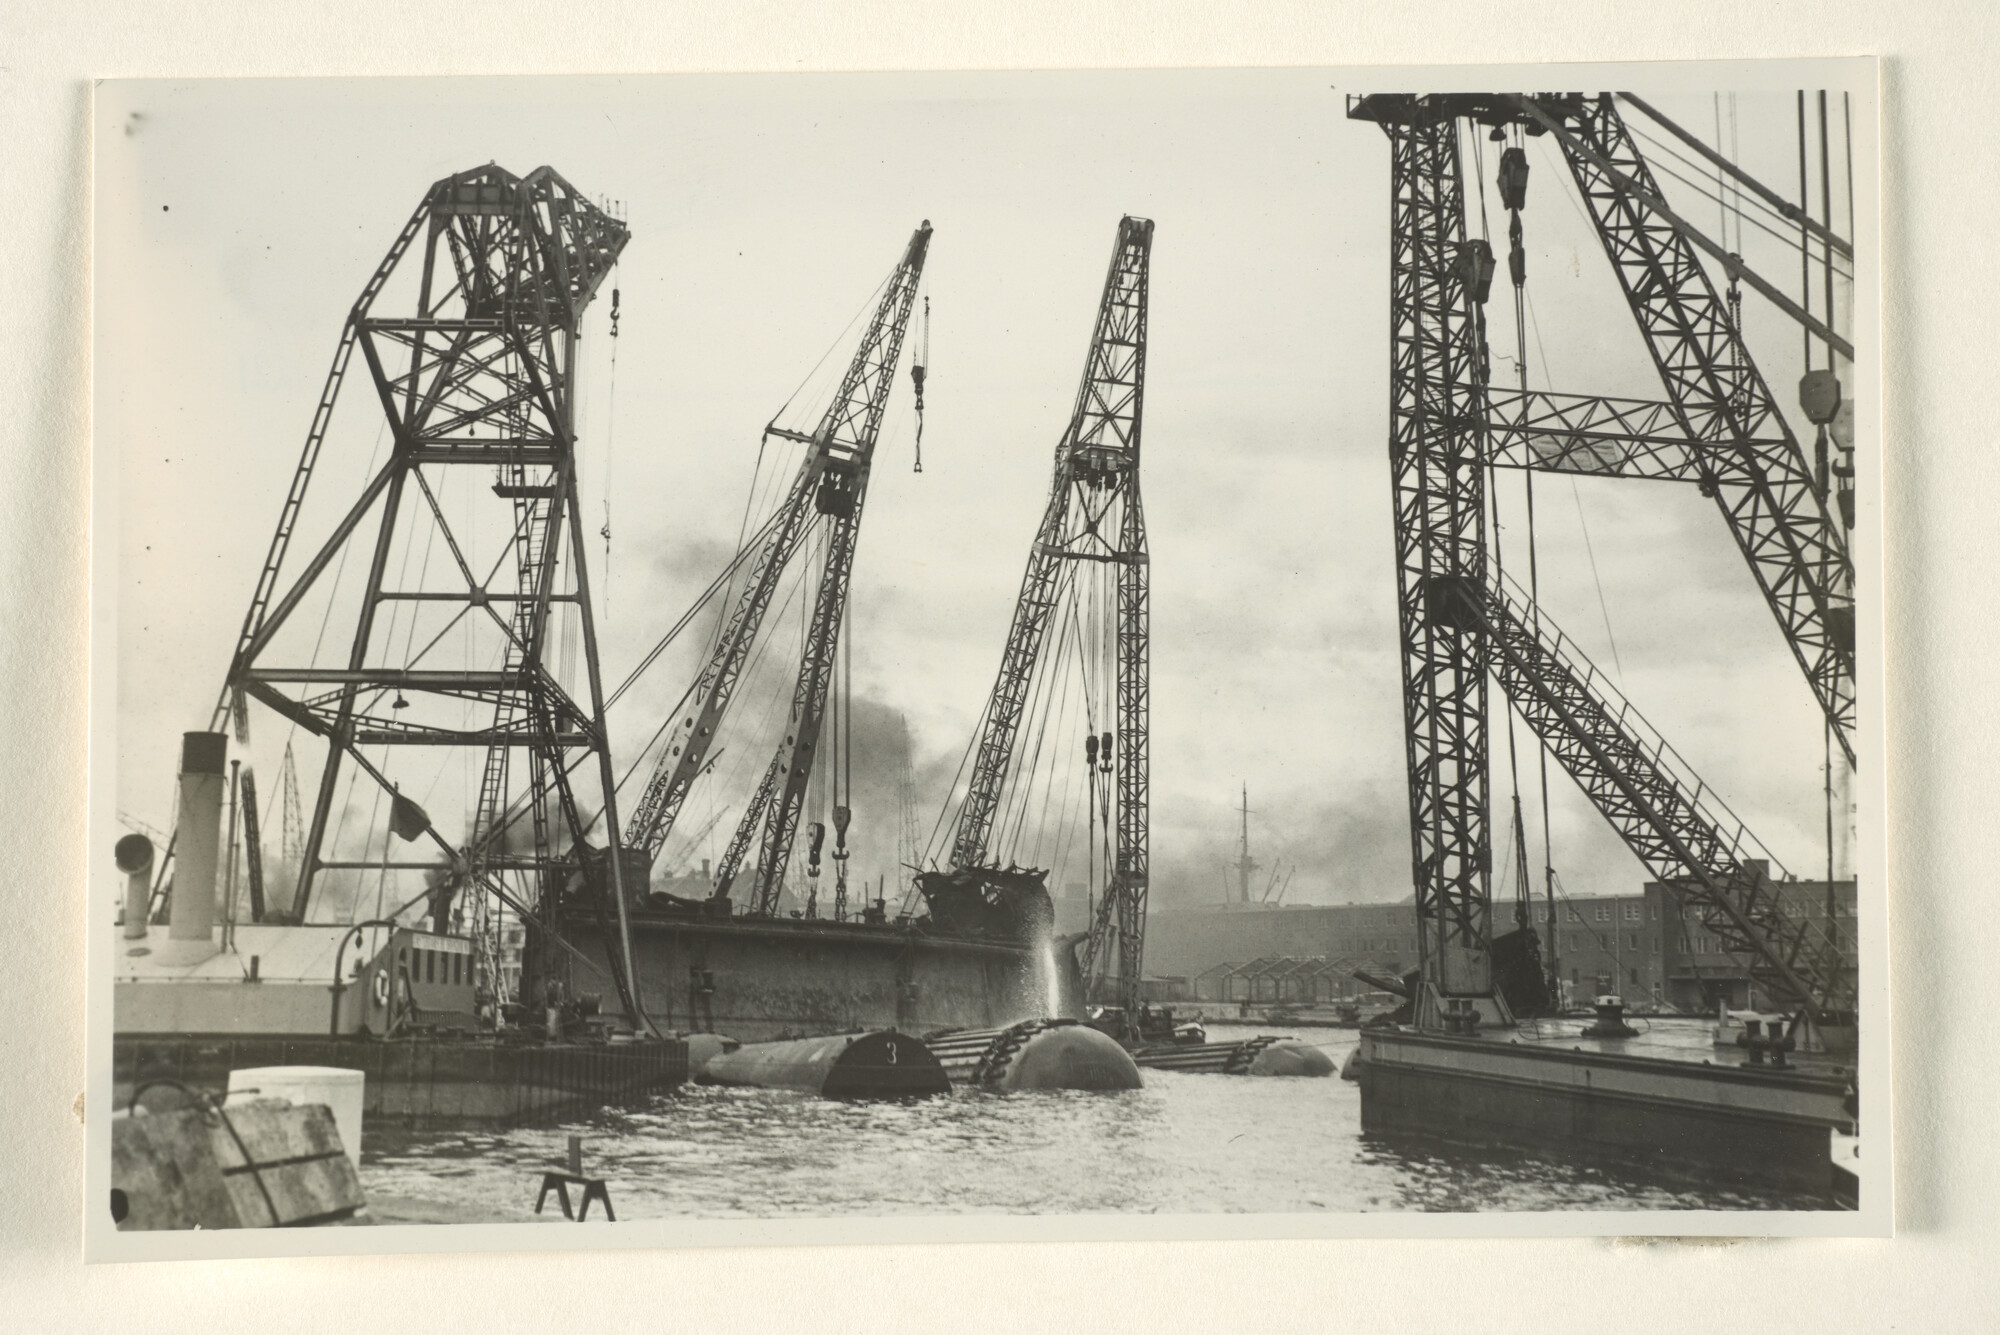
[114, 1036, 688, 1128]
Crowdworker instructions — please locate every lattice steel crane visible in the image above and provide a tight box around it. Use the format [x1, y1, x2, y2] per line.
[934, 217, 1154, 1030]
[1347, 92, 1856, 1027]
[217, 164, 641, 1021]
[624, 223, 932, 914]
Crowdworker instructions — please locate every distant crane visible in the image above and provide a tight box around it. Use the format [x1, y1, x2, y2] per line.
[278, 742, 304, 876]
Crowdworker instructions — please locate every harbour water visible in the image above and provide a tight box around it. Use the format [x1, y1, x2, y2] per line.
[359, 1021, 1830, 1220]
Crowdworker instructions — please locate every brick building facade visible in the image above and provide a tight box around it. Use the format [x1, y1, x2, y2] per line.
[1145, 873, 1858, 1013]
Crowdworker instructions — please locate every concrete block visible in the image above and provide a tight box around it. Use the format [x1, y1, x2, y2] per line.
[112, 1097, 365, 1229]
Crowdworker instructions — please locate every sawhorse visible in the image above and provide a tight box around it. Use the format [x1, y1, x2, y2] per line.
[535, 1172, 615, 1221]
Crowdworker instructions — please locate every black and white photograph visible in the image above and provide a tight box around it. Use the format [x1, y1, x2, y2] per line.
[84, 61, 1887, 1256]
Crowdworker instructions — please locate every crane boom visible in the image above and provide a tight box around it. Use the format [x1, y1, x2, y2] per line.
[625, 224, 932, 871]
[1526, 94, 1855, 767]
[1467, 571, 1849, 1018]
[1357, 102, 1497, 1019]
[741, 223, 931, 914]
[948, 218, 1154, 873]
[938, 217, 1153, 1029]
[623, 465, 819, 863]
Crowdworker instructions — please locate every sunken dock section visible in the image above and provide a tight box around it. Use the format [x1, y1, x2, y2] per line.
[1355, 1028, 1855, 1199]
[700, 1031, 951, 1098]
[925, 1020, 1143, 1091]
[1133, 1036, 1336, 1077]
[114, 1035, 689, 1127]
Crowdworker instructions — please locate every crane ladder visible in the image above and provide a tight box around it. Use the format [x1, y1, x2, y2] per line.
[211, 199, 433, 730]
[1467, 571, 1852, 1019]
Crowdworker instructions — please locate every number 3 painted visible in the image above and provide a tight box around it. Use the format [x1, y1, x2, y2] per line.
[885, 1041, 897, 1065]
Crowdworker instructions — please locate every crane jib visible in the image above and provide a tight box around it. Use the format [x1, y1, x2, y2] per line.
[631, 224, 933, 892]
[940, 215, 1154, 1034]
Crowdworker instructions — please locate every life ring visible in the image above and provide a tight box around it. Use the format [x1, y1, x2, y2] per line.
[372, 970, 390, 1008]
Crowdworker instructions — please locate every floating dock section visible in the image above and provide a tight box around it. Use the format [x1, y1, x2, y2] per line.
[1132, 1036, 1335, 1077]
[1355, 1027, 1855, 1198]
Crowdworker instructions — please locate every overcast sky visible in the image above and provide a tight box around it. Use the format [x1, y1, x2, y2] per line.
[95, 71, 1869, 917]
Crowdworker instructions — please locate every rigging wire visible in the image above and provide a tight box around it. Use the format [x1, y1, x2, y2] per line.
[1714, 94, 1731, 253]
[1799, 91, 1813, 373]
[601, 268, 620, 624]
[921, 691, 991, 870]
[1470, 127, 1491, 242]
[1022, 626, 1077, 867]
[1520, 287, 1625, 679]
[1625, 122, 1853, 278]
[772, 268, 896, 427]
[995, 573, 1070, 862]
[1477, 129, 1534, 936]
[344, 466, 437, 925]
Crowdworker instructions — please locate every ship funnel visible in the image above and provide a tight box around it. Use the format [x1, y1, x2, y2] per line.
[115, 833, 154, 940]
[166, 731, 228, 964]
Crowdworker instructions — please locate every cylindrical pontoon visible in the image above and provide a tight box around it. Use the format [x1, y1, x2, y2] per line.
[1132, 1035, 1334, 1077]
[927, 1019, 1144, 1091]
[699, 1029, 949, 1098]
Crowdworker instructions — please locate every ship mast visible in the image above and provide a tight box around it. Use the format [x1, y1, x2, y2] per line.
[1234, 784, 1257, 903]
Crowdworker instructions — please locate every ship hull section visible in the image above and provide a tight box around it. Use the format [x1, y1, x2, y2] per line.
[555, 912, 1061, 1043]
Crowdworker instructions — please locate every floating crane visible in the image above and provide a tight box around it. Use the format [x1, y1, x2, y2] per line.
[216, 164, 640, 1023]
[1347, 92, 1856, 1028]
[623, 223, 932, 916]
[929, 217, 1154, 1034]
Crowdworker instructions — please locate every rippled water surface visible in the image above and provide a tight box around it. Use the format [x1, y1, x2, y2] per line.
[361, 1022, 1829, 1220]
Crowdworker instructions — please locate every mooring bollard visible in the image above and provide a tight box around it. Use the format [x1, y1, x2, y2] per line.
[1735, 1016, 1795, 1069]
[535, 1133, 614, 1221]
